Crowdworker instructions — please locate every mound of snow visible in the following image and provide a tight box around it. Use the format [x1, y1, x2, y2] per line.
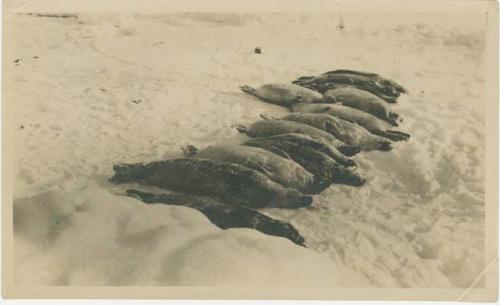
[14, 182, 341, 286]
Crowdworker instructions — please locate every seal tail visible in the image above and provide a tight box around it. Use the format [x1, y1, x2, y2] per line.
[235, 124, 249, 134]
[384, 117, 399, 127]
[389, 112, 404, 124]
[309, 178, 331, 194]
[240, 85, 257, 96]
[260, 113, 277, 121]
[334, 156, 357, 168]
[383, 130, 410, 141]
[331, 166, 366, 187]
[378, 141, 393, 151]
[182, 145, 198, 157]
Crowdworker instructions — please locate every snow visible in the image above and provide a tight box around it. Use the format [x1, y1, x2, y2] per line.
[8, 7, 487, 287]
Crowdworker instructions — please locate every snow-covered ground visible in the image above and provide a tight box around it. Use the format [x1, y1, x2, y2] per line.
[8, 8, 487, 288]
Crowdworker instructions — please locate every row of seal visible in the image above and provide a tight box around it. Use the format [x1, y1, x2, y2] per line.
[110, 69, 410, 246]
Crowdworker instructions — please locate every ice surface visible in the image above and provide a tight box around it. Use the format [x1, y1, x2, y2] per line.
[9, 10, 486, 287]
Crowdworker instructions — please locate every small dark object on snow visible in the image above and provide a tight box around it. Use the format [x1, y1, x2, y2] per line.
[14, 59, 20, 63]
[254, 47, 261, 54]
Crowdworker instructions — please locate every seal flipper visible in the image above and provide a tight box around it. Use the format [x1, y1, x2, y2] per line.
[260, 113, 278, 121]
[381, 130, 410, 141]
[384, 117, 399, 127]
[309, 177, 331, 194]
[235, 124, 249, 134]
[127, 189, 306, 247]
[378, 141, 393, 151]
[267, 145, 293, 160]
[331, 167, 366, 186]
[182, 145, 198, 157]
[246, 160, 273, 178]
[127, 189, 156, 201]
[240, 85, 257, 96]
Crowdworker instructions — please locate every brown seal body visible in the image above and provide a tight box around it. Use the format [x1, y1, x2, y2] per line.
[236, 117, 360, 156]
[127, 189, 306, 246]
[243, 136, 365, 187]
[323, 87, 401, 126]
[291, 103, 410, 141]
[110, 158, 312, 209]
[240, 83, 323, 107]
[282, 113, 393, 151]
[293, 69, 407, 103]
[188, 144, 323, 194]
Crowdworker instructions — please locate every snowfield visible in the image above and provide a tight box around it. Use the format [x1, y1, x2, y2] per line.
[7, 7, 488, 288]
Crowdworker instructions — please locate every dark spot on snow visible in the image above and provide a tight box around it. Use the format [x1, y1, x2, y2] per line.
[132, 99, 142, 104]
[20, 125, 24, 130]
[254, 47, 261, 54]
[33, 56, 38, 59]
[14, 59, 20, 63]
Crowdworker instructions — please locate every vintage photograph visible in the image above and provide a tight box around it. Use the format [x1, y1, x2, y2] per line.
[3, 0, 498, 301]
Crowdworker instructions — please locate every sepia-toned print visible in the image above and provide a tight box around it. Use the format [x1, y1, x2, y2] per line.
[3, 0, 498, 301]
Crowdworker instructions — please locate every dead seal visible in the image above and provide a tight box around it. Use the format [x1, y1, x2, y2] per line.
[127, 189, 306, 246]
[282, 113, 392, 151]
[293, 70, 407, 103]
[291, 103, 410, 141]
[183, 144, 326, 194]
[244, 133, 357, 167]
[243, 136, 365, 187]
[240, 83, 323, 107]
[235, 115, 361, 156]
[110, 158, 312, 209]
[323, 69, 408, 94]
[323, 87, 401, 126]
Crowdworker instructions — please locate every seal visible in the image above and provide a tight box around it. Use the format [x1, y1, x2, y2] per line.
[291, 103, 410, 141]
[282, 113, 393, 151]
[184, 144, 326, 194]
[322, 69, 408, 94]
[243, 136, 366, 187]
[127, 189, 306, 246]
[323, 87, 401, 126]
[243, 133, 357, 167]
[293, 70, 407, 103]
[109, 158, 312, 209]
[235, 115, 361, 156]
[240, 83, 324, 107]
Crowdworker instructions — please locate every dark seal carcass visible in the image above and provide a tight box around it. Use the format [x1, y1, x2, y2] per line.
[110, 158, 312, 209]
[292, 69, 408, 103]
[240, 83, 323, 107]
[291, 103, 410, 141]
[323, 87, 401, 126]
[243, 135, 366, 187]
[127, 189, 306, 246]
[281, 113, 393, 151]
[184, 144, 325, 194]
[236, 115, 360, 156]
